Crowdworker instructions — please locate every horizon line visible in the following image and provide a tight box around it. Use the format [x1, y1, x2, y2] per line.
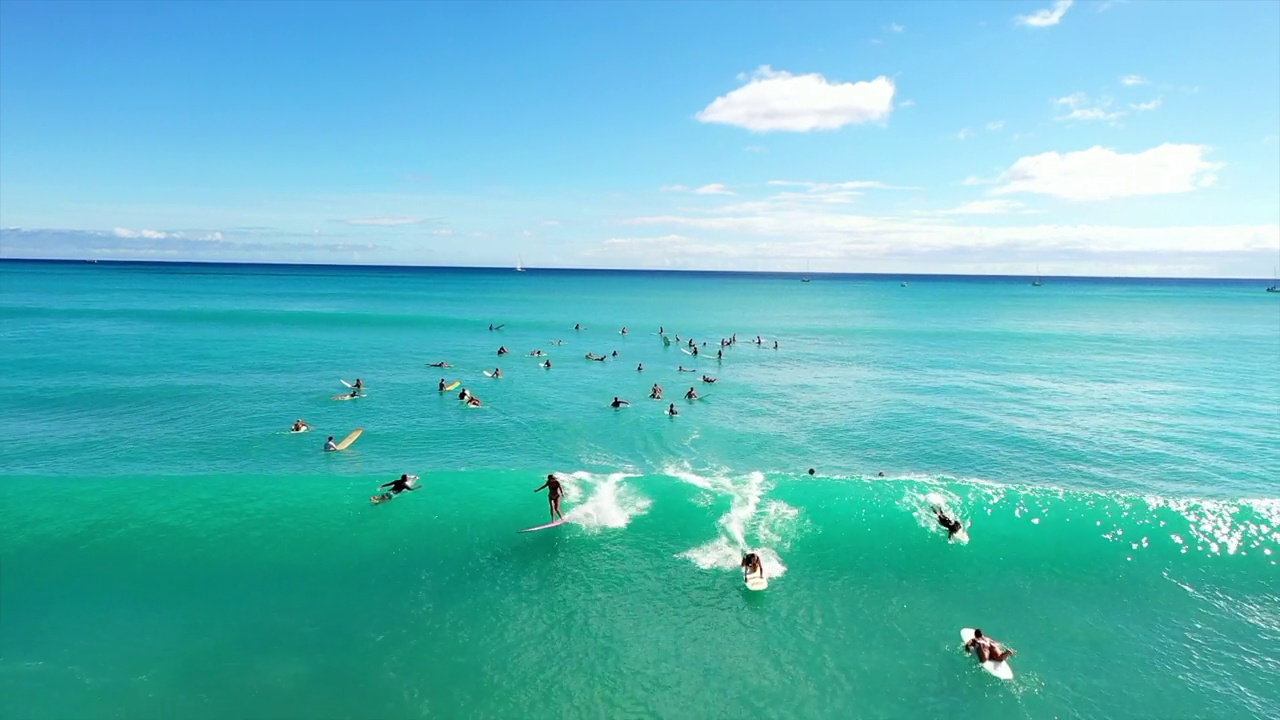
[1, 256, 1276, 283]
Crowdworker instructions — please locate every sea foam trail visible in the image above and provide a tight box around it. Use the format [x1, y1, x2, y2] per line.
[559, 470, 651, 532]
[666, 465, 797, 578]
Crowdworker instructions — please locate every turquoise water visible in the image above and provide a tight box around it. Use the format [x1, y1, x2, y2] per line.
[1, 260, 1278, 719]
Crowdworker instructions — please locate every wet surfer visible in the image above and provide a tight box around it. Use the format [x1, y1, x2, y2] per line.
[491, 367, 502, 378]
[427, 361, 450, 368]
[291, 419, 309, 432]
[666, 403, 679, 416]
[701, 375, 716, 384]
[438, 378, 447, 391]
[965, 629, 1014, 663]
[497, 346, 508, 356]
[933, 506, 963, 539]
[637, 363, 644, 372]
[324, 435, 338, 452]
[610, 396, 630, 408]
[534, 474, 564, 521]
[684, 387, 698, 400]
[372, 474, 420, 503]
[649, 384, 663, 399]
[742, 551, 764, 580]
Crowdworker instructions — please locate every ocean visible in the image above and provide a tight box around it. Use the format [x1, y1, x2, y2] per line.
[1, 260, 1277, 720]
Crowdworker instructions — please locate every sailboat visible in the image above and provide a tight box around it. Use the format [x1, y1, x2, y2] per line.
[516, 255, 525, 273]
[801, 259, 811, 283]
[1031, 264, 1043, 287]
[1267, 266, 1278, 293]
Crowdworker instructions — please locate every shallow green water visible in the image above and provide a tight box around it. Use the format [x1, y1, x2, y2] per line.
[1, 261, 1277, 719]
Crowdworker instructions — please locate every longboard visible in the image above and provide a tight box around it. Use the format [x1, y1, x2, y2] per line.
[443, 381, 461, 391]
[334, 428, 363, 451]
[960, 629, 1014, 680]
[332, 393, 362, 400]
[518, 518, 566, 533]
[745, 570, 768, 591]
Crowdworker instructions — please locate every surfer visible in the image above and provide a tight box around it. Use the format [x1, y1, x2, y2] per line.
[741, 551, 764, 580]
[458, 388, 471, 402]
[684, 387, 698, 400]
[610, 396, 630, 408]
[542, 360, 552, 369]
[658, 326, 664, 334]
[373, 474, 420, 502]
[466, 396, 482, 407]
[650, 384, 663, 399]
[611, 350, 618, 358]
[292, 419, 309, 432]
[488, 323, 494, 331]
[427, 361, 450, 368]
[492, 368, 502, 378]
[534, 474, 564, 521]
[529, 349, 545, 357]
[574, 323, 582, 330]
[438, 378, 447, 391]
[716, 349, 723, 361]
[324, 436, 338, 452]
[933, 507, 964, 539]
[808, 468, 816, 476]
[701, 375, 716, 384]
[691, 346, 699, 356]
[666, 403, 678, 416]
[637, 363, 644, 372]
[677, 365, 695, 373]
[773, 340, 778, 350]
[353, 378, 363, 390]
[497, 346, 508, 356]
[346, 388, 361, 399]
[620, 326, 628, 335]
[965, 629, 1014, 664]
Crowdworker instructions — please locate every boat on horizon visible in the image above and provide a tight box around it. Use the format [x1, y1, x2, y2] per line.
[1032, 264, 1043, 287]
[516, 255, 525, 273]
[1268, 265, 1278, 292]
[801, 259, 811, 282]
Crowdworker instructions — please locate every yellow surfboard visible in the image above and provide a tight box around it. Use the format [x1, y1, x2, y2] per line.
[334, 428, 363, 451]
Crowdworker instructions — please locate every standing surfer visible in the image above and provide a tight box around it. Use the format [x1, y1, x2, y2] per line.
[534, 474, 564, 522]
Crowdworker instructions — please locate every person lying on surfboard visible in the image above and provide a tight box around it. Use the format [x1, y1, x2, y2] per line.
[346, 389, 362, 399]
[372, 474, 420, 503]
[466, 397, 482, 407]
[965, 629, 1014, 664]
[324, 436, 338, 452]
[292, 419, 309, 432]
[427, 361, 450, 368]
[534, 474, 564, 521]
[610, 396, 630, 408]
[677, 365, 696, 373]
[701, 375, 716, 384]
[933, 507, 964, 539]
[742, 552, 764, 580]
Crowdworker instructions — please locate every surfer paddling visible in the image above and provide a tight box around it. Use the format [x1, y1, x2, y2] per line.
[427, 361, 450, 368]
[965, 629, 1014, 664]
[534, 474, 564, 521]
[610, 396, 630, 408]
[933, 506, 964, 540]
[372, 474, 420, 504]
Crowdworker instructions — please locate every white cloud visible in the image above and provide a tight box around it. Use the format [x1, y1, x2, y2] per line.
[987, 120, 1006, 131]
[899, 99, 916, 108]
[659, 184, 690, 192]
[767, 180, 903, 191]
[343, 217, 425, 226]
[696, 65, 895, 132]
[991, 144, 1224, 201]
[429, 228, 455, 236]
[1054, 92, 1124, 122]
[956, 128, 973, 140]
[1015, 0, 1074, 27]
[961, 175, 987, 186]
[887, 22, 905, 33]
[1121, 74, 1148, 86]
[932, 200, 1030, 215]
[113, 227, 179, 239]
[1129, 98, 1162, 112]
[694, 183, 734, 195]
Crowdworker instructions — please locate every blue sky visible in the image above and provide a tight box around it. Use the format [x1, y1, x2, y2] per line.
[1, 0, 1277, 276]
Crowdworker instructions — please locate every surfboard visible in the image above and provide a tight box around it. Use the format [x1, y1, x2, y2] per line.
[745, 570, 768, 591]
[444, 381, 461, 391]
[960, 629, 1014, 680]
[680, 348, 694, 355]
[482, 370, 494, 377]
[334, 428, 363, 451]
[952, 526, 970, 544]
[289, 426, 310, 433]
[331, 393, 361, 400]
[493, 324, 505, 330]
[341, 379, 354, 388]
[370, 476, 417, 504]
[518, 518, 566, 533]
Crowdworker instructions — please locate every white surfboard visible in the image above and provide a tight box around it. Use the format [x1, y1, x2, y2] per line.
[744, 570, 768, 591]
[289, 426, 310, 434]
[482, 370, 494, 377]
[341, 379, 353, 388]
[960, 629, 1014, 680]
[680, 348, 694, 356]
[952, 525, 970, 544]
[518, 518, 566, 534]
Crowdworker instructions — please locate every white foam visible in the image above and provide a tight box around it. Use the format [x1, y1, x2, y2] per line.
[666, 464, 795, 579]
[559, 471, 651, 532]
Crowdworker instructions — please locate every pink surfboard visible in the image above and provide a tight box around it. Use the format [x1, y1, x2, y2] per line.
[518, 518, 567, 533]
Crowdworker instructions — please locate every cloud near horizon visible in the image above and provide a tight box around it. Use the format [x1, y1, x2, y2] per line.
[696, 66, 895, 132]
[992, 144, 1224, 201]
